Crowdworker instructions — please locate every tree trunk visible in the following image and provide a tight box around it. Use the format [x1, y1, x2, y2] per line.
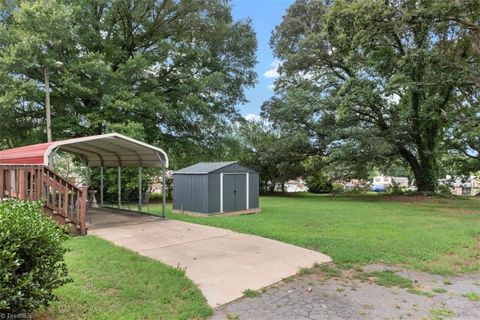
[412, 165, 437, 192]
[262, 180, 268, 193]
[397, 144, 437, 193]
[269, 182, 275, 192]
[414, 153, 438, 193]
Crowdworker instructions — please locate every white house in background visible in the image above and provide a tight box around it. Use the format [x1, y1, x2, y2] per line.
[286, 179, 308, 192]
[274, 179, 308, 192]
[372, 175, 410, 188]
[343, 179, 368, 190]
[442, 175, 480, 196]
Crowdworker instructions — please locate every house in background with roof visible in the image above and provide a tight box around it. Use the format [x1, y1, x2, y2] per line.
[441, 175, 480, 196]
[371, 175, 410, 191]
[273, 179, 308, 192]
[338, 179, 369, 191]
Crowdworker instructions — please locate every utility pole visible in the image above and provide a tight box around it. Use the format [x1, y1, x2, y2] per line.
[45, 67, 52, 142]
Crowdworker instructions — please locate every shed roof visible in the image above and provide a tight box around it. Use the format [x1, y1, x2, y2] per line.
[174, 162, 238, 174]
[0, 133, 168, 168]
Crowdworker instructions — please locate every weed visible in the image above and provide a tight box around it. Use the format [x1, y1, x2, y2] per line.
[365, 271, 413, 289]
[355, 272, 370, 282]
[463, 292, 480, 301]
[408, 288, 436, 297]
[298, 267, 313, 276]
[227, 313, 239, 320]
[242, 289, 261, 298]
[320, 264, 341, 278]
[430, 308, 457, 319]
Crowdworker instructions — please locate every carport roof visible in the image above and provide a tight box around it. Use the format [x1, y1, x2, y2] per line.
[173, 162, 237, 174]
[0, 133, 168, 168]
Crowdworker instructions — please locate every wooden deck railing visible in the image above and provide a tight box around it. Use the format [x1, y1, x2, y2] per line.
[0, 165, 87, 235]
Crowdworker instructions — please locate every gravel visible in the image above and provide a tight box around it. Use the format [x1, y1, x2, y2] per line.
[212, 264, 480, 320]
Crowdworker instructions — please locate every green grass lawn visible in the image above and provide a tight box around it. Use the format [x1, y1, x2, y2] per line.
[34, 193, 479, 318]
[36, 236, 211, 320]
[148, 193, 480, 275]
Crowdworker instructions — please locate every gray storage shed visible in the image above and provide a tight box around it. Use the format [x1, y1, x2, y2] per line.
[173, 162, 260, 215]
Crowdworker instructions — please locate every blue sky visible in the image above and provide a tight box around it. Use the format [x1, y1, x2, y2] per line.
[231, 0, 293, 119]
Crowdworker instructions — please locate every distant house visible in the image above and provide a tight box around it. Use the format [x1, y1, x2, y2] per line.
[285, 179, 308, 192]
[339, 179, 368, 190]
[274, 179, 308, 192]
[372, 175, 409, 189]
[442, 176, 480, 196]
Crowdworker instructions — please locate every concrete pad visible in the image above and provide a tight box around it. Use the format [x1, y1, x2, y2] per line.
[87, 208, 161, 230]
[90, 218, 331, 306]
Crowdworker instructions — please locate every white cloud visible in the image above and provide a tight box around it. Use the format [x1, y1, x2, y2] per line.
[267, 84, 275, 91]
[263, 60, 281, 78]
[244, 113, 261, 122]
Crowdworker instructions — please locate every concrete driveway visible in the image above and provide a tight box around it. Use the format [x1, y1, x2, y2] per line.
[90, 215, 331, 306]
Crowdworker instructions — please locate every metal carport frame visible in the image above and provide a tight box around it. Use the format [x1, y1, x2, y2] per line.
[0, 132, 169, 217]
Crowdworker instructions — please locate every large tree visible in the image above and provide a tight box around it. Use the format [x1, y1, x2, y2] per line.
[0, 0, 257, 168]
[234, 119, 310, 192]
[448, 95, 480, 174]
[268, 0, 480, 192]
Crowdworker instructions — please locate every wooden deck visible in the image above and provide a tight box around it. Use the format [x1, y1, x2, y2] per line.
[0, 164, 87, 234]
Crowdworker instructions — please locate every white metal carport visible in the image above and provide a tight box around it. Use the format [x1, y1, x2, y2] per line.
[0, 132, 169, 217]
[48, 133, 169, 217]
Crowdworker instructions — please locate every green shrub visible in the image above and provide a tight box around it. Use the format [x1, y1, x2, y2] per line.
[437, 184, 452, 195]
[0, 200, 70, 314]
[386, 184, 405, 195]
[306, 173, 333, 194]
[149, 192, 164, 201]
[331, 183, 344, 195]
[343, 186, 368, 194]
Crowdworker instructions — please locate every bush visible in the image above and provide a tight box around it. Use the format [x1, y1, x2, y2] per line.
[306, 173, 333, 194]
[331, 183, 344, 195]
[0, 200, 70, 314]
[437, 184, 452, 195]
[343, 186, 368, 194]
[149, 192, 164, 202]
[386, 184, 404, 195]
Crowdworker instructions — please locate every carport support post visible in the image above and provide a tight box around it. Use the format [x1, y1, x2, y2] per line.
[117, 166, 121, 209]
[138, 167, 142, 212]
[84, 162, 90, 187]
[162, 164, 166, 218]
[100, 166, 104, 206]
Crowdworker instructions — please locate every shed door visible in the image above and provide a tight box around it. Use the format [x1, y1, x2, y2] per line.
[222, 174, 247, 212]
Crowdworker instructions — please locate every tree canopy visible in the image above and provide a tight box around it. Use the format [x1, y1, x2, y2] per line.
[265, 0, 480, 192]
[1, 0, 479, 193]
[0, 0, 257, 168]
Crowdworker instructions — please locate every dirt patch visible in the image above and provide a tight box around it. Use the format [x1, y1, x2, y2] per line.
[438, 207, 479, 215]
[378, 195, 432, 203]
[102, 287, 120, 296]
